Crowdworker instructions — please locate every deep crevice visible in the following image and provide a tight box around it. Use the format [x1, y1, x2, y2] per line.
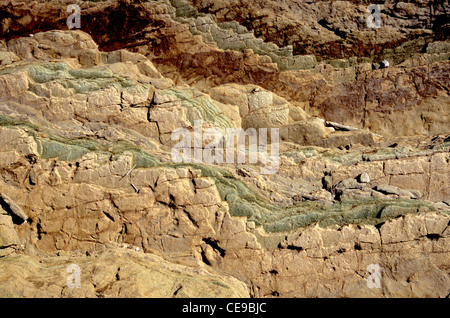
[200, 249, 211, 266]
[426, 233, 440, 241]
[120, 223, 127, 235]
[115, 267, 120, 281]
[286, 245, 303, 252]
[168, 194, 176, 209]
[36, 222, 45, 240]
[103, 211, 115, 222]
[202, 238, 226, 257]
[184, 210, 199, 228]
[0, 196, 25, 225]
[173, 285, 183, 296]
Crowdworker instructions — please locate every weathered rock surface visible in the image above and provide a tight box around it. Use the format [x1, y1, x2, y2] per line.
[186, 0, 450, 62]
[1, 0, 449, 137]
[0, 248, 249, 298]
[0, 0, 448, 299]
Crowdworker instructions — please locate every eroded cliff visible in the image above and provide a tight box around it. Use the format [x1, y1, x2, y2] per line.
[0, 0, 448, 298]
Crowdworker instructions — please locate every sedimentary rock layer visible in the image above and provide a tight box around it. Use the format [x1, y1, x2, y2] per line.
[0, 0, 448, 298]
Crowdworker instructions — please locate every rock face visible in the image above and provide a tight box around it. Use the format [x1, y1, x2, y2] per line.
[0, 0, 449, 298]
[186, 0, 450, 62]
[0, 249, 250, 298]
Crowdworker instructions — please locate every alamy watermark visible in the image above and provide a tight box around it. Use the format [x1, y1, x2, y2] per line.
[367, 4, 382, 29]
[67, 4, 81, 29]
[171, 120, 280, 175]
[366, 263, 381, 289]
[66, 264, 81, 288]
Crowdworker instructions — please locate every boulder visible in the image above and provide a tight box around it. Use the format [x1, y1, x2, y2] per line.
[358, 172, 371, 183]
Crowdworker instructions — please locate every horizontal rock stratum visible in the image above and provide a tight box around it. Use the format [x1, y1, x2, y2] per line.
[0, 0, 449, 298]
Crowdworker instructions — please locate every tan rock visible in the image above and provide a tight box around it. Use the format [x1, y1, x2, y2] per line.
[431, 153, 449, 172]
[0, 51, 20, 65]
[0, 8, 449, 299]
[208, 84, 250, 117]
[87, 87, 121, 108]
[428, 172, 450, 202]
[0, 213, 20, 256]
[0, 193, 28, 222]
[137, 60, 163, 79]
[380, 213, 428, 244]
[280, 118, 328, 145]
[7, 30, 99, 63]
[385, 158, 426, 175]
[389, 174, 427, 199]
[78, 48, 102, 67]
[0, 72, 29, 99]
[0, 249, 249, 298]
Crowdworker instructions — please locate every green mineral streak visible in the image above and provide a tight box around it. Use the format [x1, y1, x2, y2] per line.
[27, 63, 71, 83]
[39, 139, 89, 161]
[26, 62, 135, 94]
[110, 141, 160, 168]
[169, 0, 199, 18]
[260, 198, 437, 233]
[211, 281, 231, 289]
[189, 95, 235, 129]
[0, 115, 160, 167]
[284, 142, 449, 166]
[1, 115, 445, 233]
[321, 151, 363, 165]
[68, 68, 112, 79]
[169, 162, 440, 233]
[159, 88, 235, 130]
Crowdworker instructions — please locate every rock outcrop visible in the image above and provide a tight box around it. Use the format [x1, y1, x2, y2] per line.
[0, 0, 448, 298]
